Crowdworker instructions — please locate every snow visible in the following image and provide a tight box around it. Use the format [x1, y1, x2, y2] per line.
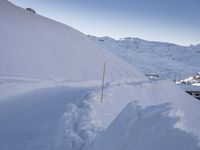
[1, 0, 200, 150]
[92, 102, 200, 150]
[178, 72, 200, 86]
[53, 80, 200, 150]
[0, 85, 91, 150]
[177, 84, 200, 91]
[0, 76, 103, 98]
[0, 0, 144, 82]
[89, 36, 200, 80]
[2, 80, 200, 150]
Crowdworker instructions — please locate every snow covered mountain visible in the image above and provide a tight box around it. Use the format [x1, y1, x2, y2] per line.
[1, 1, 200, 150]
[0, 0, 144, 82]
[179, 72, 200, 86]
[89, 36, 200, 80]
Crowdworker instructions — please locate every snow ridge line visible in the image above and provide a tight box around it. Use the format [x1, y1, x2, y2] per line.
[91, 102, 200, 150]
[54, 80, 198, 150]
[54, 80, 152, 150]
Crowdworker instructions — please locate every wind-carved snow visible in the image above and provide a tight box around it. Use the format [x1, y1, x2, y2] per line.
[169, 107, 186, 130]
[55, 91, 103, 150]
[1, 77, 200, 150]
[53, 80, 200, 150]
[91, 102, 200, 150]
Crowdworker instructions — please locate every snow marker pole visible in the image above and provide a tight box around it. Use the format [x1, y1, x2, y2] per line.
[101, 62, 106, 102]
[174, 72, 177, 83]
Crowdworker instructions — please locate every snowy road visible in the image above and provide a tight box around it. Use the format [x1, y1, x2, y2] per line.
[0, 80, 200, 150]
[0, 86, 90, 150]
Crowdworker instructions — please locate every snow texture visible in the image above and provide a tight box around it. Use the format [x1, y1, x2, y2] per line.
[0, 1, 200, 150]
[0, 85, 91, 150]
[1, 73, 200, 150]
[89, 36, 200, 80]
[0, 0, 144, 82]
[92, 102, 200, 150]
[53, 80, 200, 150]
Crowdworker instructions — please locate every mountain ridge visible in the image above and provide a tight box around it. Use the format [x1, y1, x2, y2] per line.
[89, 35, 200, 80]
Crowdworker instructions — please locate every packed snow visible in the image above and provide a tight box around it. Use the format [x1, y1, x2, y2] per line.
[0, 85, 91, 150]
[0, 0, 200, 150]
[1, 79, 200, 150]
[92, 102, 200, 150]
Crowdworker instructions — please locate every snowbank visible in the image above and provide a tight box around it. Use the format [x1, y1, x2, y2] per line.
[92, 102, 200, 150]
[55, 80, 200, 150]
[1, 78, 200, 150]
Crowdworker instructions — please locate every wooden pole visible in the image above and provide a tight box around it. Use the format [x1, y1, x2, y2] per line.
[101, 62, 106, 102]
[174, 72, 177, 83]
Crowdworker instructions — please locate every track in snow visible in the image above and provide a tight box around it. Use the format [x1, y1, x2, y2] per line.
[0, 86, 91, 150]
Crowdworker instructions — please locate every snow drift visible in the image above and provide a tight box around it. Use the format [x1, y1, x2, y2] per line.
[1, 74, 200, 150]
[55, 80, 200, 150]
[92, 103, 200, 150]
[0, 0, 144, 81]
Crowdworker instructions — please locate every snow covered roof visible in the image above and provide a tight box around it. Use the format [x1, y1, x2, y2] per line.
[177, 84, 200, 91]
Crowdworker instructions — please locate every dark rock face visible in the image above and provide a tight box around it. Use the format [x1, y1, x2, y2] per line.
[26, 8, 36, 14]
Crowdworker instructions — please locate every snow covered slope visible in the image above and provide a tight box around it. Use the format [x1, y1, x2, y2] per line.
[54, 80, 200, 150]
[1, 80, 200, 150]
[92, 103, 200, 150]
[0, 0, 144, 82]
[179, 72, 200, 86]
[0, 85, 92, 150]
[89, 36, 200, 80]
[1, 1, 200, 150]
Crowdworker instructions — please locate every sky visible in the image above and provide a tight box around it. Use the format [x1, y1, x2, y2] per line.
[9, 0, 200, 46]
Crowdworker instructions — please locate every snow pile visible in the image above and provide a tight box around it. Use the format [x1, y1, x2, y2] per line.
[55, 98, 102, 150]
[92, 102, 200, 150]
[89, 36, 200, 80]
[55, 80, 200, 150]
[0, 0, 144, 82]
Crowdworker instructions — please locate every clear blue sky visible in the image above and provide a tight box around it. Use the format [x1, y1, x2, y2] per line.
[9, 0, 200, 46]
